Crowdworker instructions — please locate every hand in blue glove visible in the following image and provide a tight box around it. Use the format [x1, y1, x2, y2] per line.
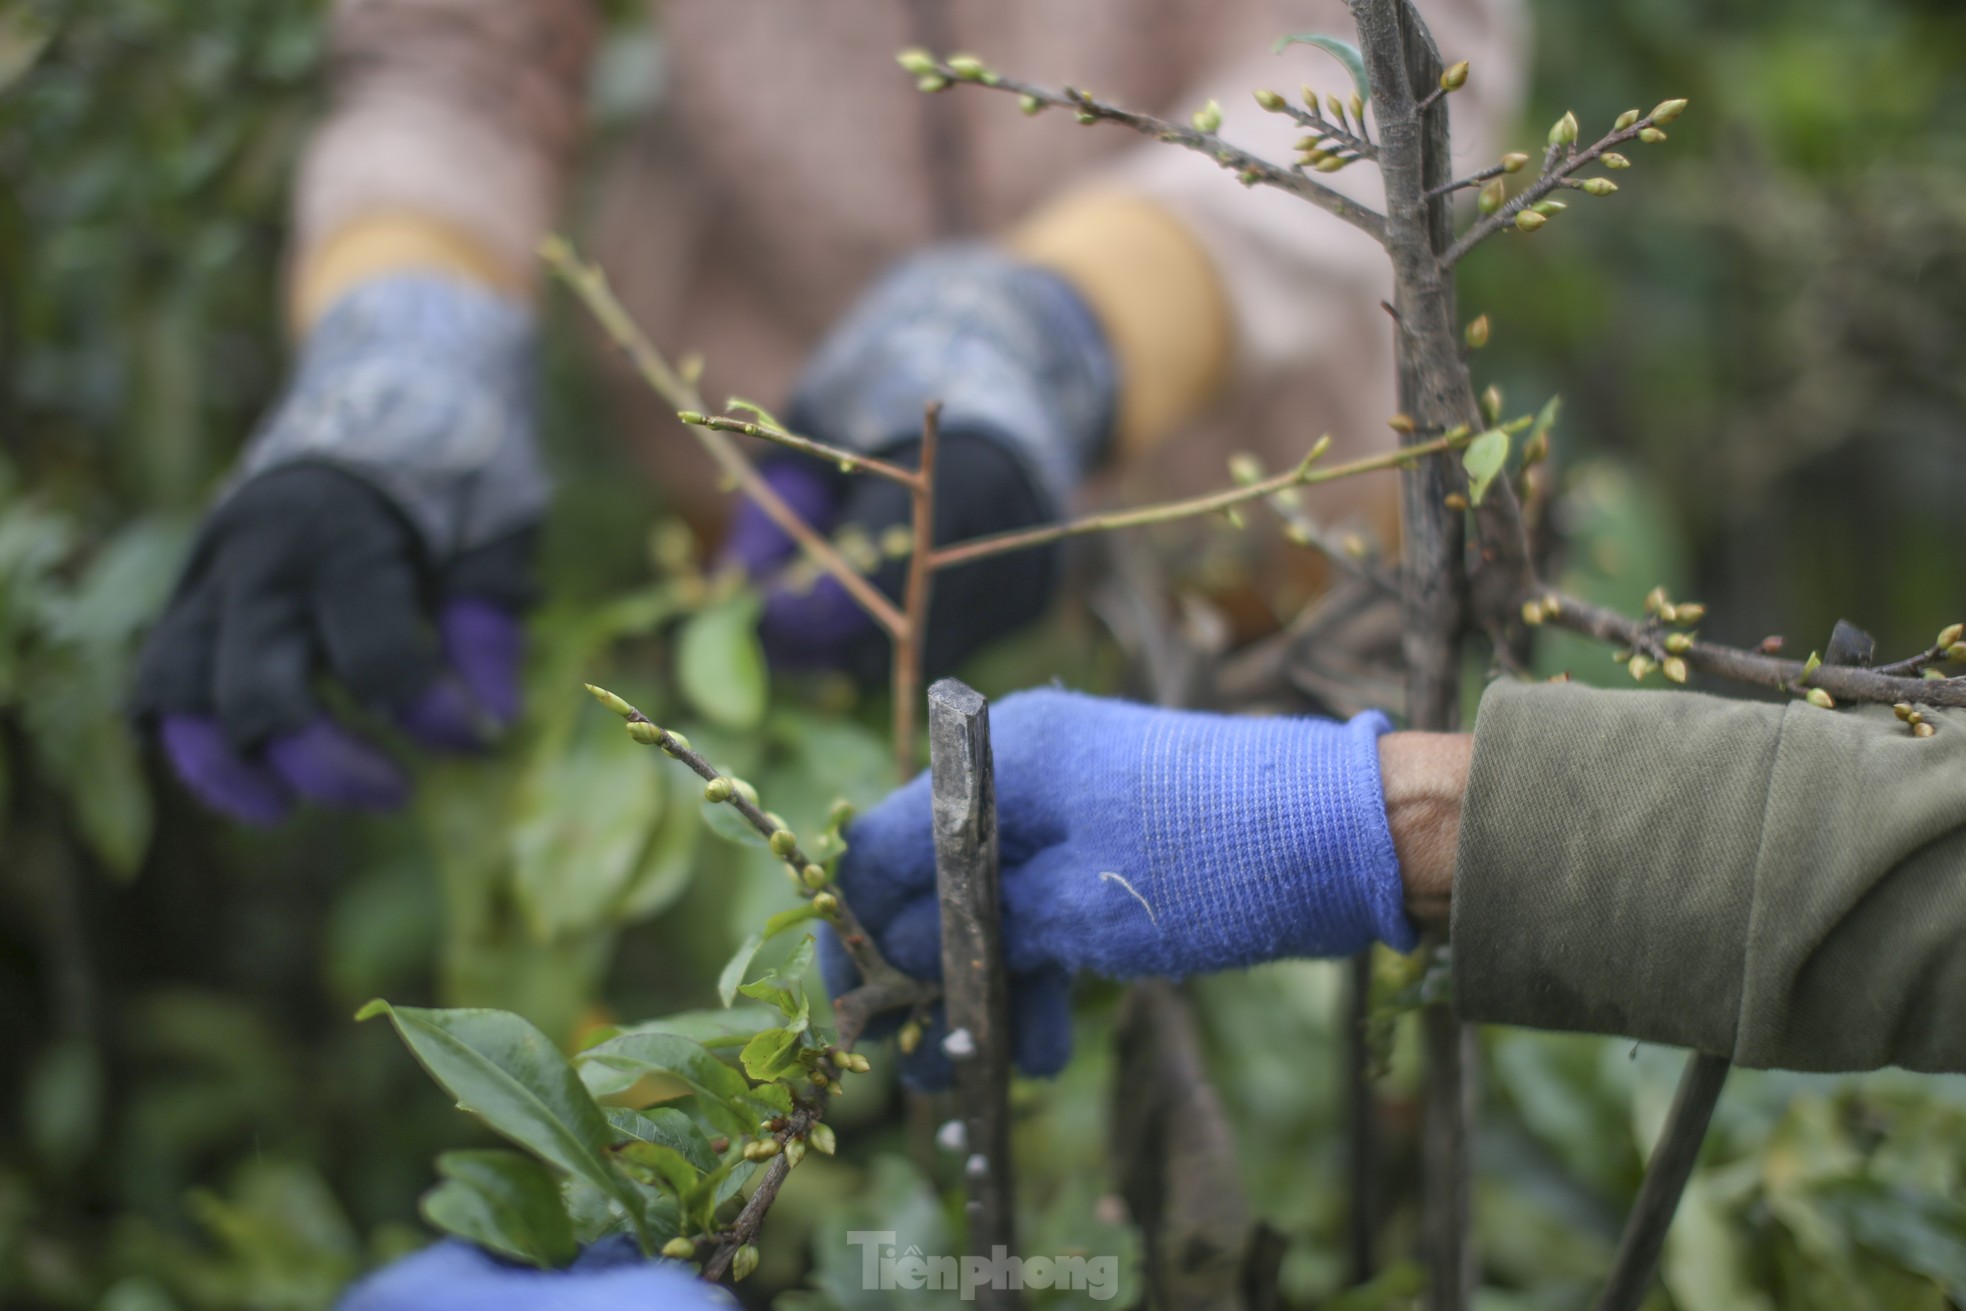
[134, 275, 544, 825]
[722, 245, 1116, 682]
[338, 1238, 728, 1311]
[823, 688, 1417, 1089]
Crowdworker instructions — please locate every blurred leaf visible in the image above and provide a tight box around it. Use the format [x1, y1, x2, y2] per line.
[23, 1035, 102, 1170]
[1271, 33, 1370, 104]
[420, 1150, 577, 1269]
[613, 791, 699, 923]
[719, 933, 764, 1007]
[1815, 1183, 1966, 1295]
[510, 709, 665, 940]
[676, 593, 767, 730]
[354, 1002, 643, 1230]
[1463, 427, 1510, 506]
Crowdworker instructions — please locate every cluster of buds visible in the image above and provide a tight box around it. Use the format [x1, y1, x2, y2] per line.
[896, 48, 999, 93]
[1643, 587, 1705, 626]
[1894, 703, 1939, 738]
[1518, 593, 1563, 627]
[1937, 622, 1966, 663]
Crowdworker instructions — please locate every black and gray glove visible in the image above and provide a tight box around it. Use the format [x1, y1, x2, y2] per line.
[134, 275, 545, 824]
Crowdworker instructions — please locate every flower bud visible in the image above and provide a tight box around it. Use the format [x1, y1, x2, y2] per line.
[663, 731, 691, 755]
[1549, 110, 1579, 146]
[810, 1122, 838, 1155]
[848, 1053, 872, 1074]
[897, 1021, 923, 1055]
[1665, 632, 1694, 654]
[1191, 99, 1222, 133]
[661, 1237, 696, 1260]
[945, 53, 989, 80]
[1514, 209, 1547, 232]
[1522, 430, 1549, 466]
[1628, 654, 1655, 681]
[1255, 88, 1286, 111]
[1478, 177, 1507, 215]
[801, 863, 829, 889]
[1639, 127, 1668, 144]
[1521, 599, 1545, 626]
[813, 892, 839, 916]
[1643, 586, 1668, 616]
[1663, 656, 1689, 684]
[1501, 152, 1530, 173]
[1388, 413, 1417, 434]
[1327, 93, 1347, 121]
[1532, 199, 1568, 216]
[1938, 623, 1963, 649]
[896, 49, 937, 75]
[916, 74, 950, 93]
[1673, 603, 1706, 624]
[1579, 177, 1618, 196]
[1466, 314, 1491, 349]
[585, 684, 635, 718]
[729, 778, 759, 808]
[1914, 720, 1938, 738]
[1948, 643, 1966, 663]
[1019, 93, 1044, 115]
[1650, 98, 1689, 124]
[831, 1048, 853, 1069]
[702, 777, 732, 804]
[1615, 108, 1641, 130]
[1348, 91, 1365, 121]
[626, 720, 663, 746]
[1805, 687, 1835, 710]
[1480, 384, 1503, 425]
[1444, 492, 1469, 512]
[1603, 152, 1631, 169]
[732, 1245, 760, 1282]
[769, 829, 798, 857]
[1440, 60, 1470, 92]
[784, 1137, 807, 1167]
[1314, 156, 1348, 173]
[1228, 453, 1264, 485]
[1074, 110, 1097, 125]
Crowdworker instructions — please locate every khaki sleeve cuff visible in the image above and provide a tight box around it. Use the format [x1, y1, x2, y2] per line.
[1007, 192, 1232, 456]
[290, 212, 529, 336]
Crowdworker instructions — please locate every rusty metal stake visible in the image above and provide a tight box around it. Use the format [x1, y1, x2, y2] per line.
[929, 678, 1018, 1307]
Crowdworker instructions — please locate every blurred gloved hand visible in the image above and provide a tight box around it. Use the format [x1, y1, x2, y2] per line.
[134, 275, 545, 825]
[722, 245, 1117, 681]
[823, 688, 1416, 1089]
[338, 1238, 727, 1311]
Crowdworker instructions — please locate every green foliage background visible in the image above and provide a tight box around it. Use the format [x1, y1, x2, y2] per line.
[3, 0, 1965, 1307]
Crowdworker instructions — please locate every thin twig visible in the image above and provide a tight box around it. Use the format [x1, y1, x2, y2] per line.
[921, 61, 1387, 245]
[1540, 595, 1966, 707]
[541, 236, 908, 637]
[1441, 114, 1664, 268]
[890, 404, 941, 777]
[585, 687, 934, 1030]
[1266, 96, 1379, 161]
[929, 431, 1475, 570]
[1424, 160, 1508, 200]
[679, 411, 924, 487]
[1590, 1053, 1730, 1311]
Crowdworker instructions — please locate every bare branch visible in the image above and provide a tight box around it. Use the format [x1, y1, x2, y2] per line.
[541, 236, 909, 638]
[889, 404, 941, 776]
[679, 411, 924, 487]
[1441, 112, 1669, 268]
[915, 59, 1388, 245]
[929, 430, 1476, 571]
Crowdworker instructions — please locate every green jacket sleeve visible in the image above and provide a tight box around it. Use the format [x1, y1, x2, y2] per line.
[1450, 679, 1966, 1074]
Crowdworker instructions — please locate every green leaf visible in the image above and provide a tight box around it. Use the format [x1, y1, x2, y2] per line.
[719, 934, 765, 1007]
[355, 1003, 641, 1229]
[604, 1107, 718, 1174]
[420, 1150, 577, 1269]
[677, 593, 768, 730]
[615, 1140, 704, 1197]
[510, 708, 666, 939]
[574, 1032, 755, 1138]
[762, 904, 821, 939]
[1530, 394, 1562, 449]
[723, 396, 787, 431]
[1462, 427, 1511, 506]
[739, 1027, 805, 1082]
[1272, 33, 1371, 105]
[614, 792, 701, 924]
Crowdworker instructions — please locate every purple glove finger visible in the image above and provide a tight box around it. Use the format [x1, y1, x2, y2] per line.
[396, 677, 491, 753]
[159, 715, 294, 827]
[717, 459, 840, 579]
[757, 571, 882, 669]
[439, 598, 525, 726]
[337, 1239, 723, 1311]
[265, 718, 410, 810]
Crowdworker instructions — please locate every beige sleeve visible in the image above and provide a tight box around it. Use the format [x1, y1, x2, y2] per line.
[1093, 0, 1529, 380]
[289, 0, 600, 324]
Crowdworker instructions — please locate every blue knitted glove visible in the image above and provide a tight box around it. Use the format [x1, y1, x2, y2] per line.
[338, 1238, 727, 1311]
[824, 689, 1416, 1089]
